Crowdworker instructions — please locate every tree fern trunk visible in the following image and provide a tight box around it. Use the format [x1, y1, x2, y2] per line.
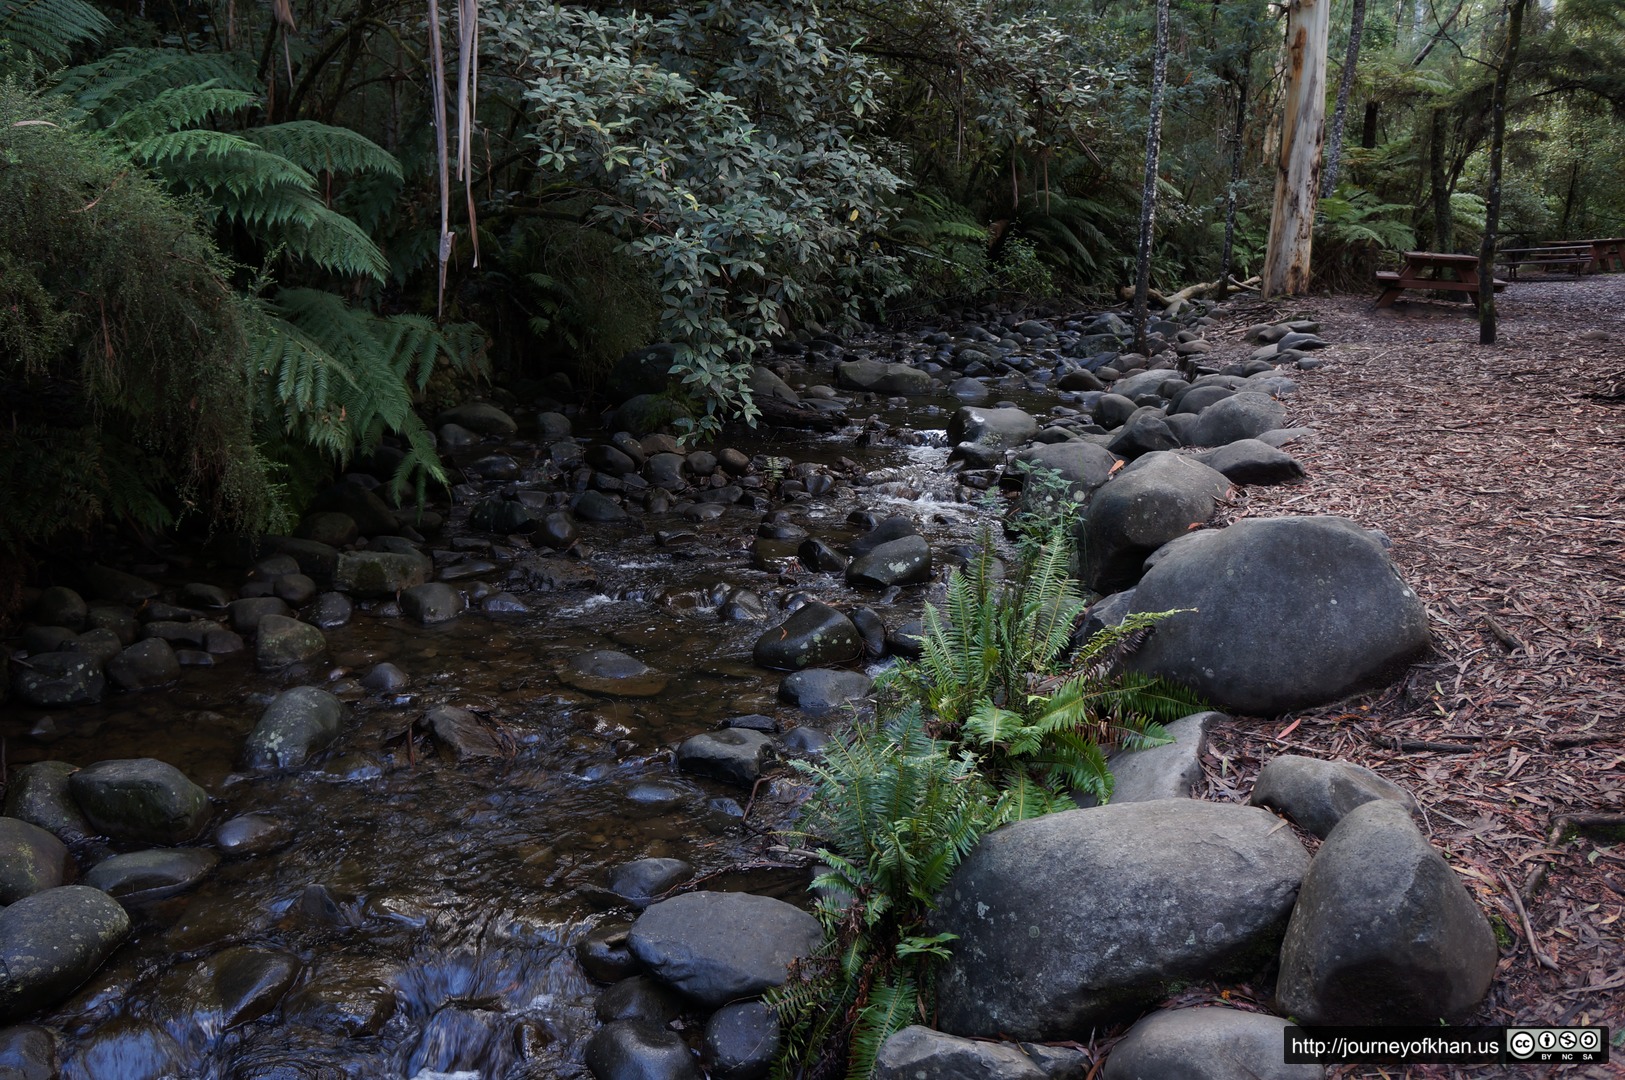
[1478, 0, 1527, 346]
[1133, 0, 1171, 356]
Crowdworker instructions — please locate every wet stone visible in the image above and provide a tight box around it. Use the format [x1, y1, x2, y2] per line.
[85, 605, 138, 645]
[81, 565, 160, 606]
[32, 586, 88, 631]
[629, 891, 823, 1007]
[595, 974, 686, 1025]
[360, 663, 409, 692]
[0, 817, 71, 903]
[66, 628, 123, 667]
[106, 638, 180, 691]
[778, 669, 873, 712]
[244, 687, 346, 771]
[272, 573, 319, 606]
[482, 592, 531, 614]
[0, 1025, 58, 1080]
[22, 626, 77, 656]
[608, 858, 693, 909]
[585, 1020, 702, 1080]
[400, 583, 465, 625]
[334, 550, 430, 598]
[69, 758, 210, 844]
[11, 652, 105, 708]
[846, 535, 932, 588]
[83, 847, 219, 901]
[295, 511, 360, 548]
[255, 615, 326, 671]
[797, 538, 847, 573]
[751, 603, 860, 671]
[574, 490, 631, 524]
[535, 511, 580, 551]
[425, 705, 504, 761]
[780, 727, 830, 757]
[3, 761, 92, 844]
[205, 628, 247, 654]
[215, 812, 295, 857]
[560, 650, 669, 698]
[303, 592, 353, 630]
[61, 1019, 193, 1080]
[848, 607, 886, 657]
[0, 886, 131, 1023]
[677, 730, 775, 787]
[172, 946, 302, 1032]
[705, 1001, 781, 1080]
[626, 782, 690, 810]
[576, 922, 644, 983]
[281, 969, 398, 1037]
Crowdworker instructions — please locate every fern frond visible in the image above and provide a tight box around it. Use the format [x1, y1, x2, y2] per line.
[57, 48, 255, 120]
[0, 0, 111, 62]
[848, 976, 918, 1080]
[245, 120, 403, 179]
[104, 83, 254, 143]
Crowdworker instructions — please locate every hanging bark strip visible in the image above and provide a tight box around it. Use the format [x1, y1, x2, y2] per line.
[456, 0, 480, 269]
[427, 0, 452, 314]
[1261, 0, 1331, 298]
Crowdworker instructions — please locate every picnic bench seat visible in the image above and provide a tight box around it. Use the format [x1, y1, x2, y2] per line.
[1374, 252, 1506, 311]
[1498, 244, 1592, 280]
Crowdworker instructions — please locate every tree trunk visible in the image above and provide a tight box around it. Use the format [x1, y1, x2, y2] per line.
[1479, 0, 1528, 346]
[1217, 68, 1250, 301]
[1429, 107, 1452, 249]
[1262, 0, 1332, 297]
[1361, 100, 1379, 148]
[1321, 0, 1367, 197]
[1133, 0, 1172, 355]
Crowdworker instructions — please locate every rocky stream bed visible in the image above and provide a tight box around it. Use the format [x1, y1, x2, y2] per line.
[2, 283, 1620, 1080]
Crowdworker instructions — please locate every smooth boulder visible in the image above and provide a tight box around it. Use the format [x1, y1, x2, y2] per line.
[243, 687, 346, 770]
[751, 604, 861, 671]
[1250, 755, 1420, 837]
[0, 886, 131, 1022]
[68, 759, 210, 844]
[3, 761, 92, 844]
[1074, 452, 1230, 592]
[1127, 516, 1431, 715]
[0, 818, 72, 903]
[933, 799, 1308, 1039]
[846, 535, 932, 588]
[628, 891, 822, 1008]
[333, 550, 429, 597]
[1105, 711, 1220, 804]
[10, 652, 104, 707]
[677, 730, 775, 788]
[874, 1026, 1045, 1080]
[1276, 800, 1498, 1025]
[778, 669, 873, 711]
[585, 1020, 702, 1080]
[1104, 1008, 1324, 1080]
[254, 614, 326, 670]
[1189, 392, 1287, 447]
[83, 848, 218, 901]
[947, 407, 1039, 448]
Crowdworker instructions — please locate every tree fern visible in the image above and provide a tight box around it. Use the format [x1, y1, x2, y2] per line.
[0, 0, 110, 64]
[56, 48, 255, 120]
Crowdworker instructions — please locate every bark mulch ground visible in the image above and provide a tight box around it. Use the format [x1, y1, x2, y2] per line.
[1170, 276, 1624, 1079]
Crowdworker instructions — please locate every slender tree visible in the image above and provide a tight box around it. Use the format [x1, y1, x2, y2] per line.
[1321, 0, 1367, 197]
[1262, 0, 1332, 297]
[1479, 0, 1529, 346]
[1133, 0, 1172, 355]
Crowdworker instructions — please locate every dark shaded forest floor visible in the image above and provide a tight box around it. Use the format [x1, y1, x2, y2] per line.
[1176, 276, 1624, 1078]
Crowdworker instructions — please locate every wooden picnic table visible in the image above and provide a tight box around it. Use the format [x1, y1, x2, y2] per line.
[1584, 237, 1625, 274]
[1375, 251, 1507, 310]
[1499, 244, 1592, 280]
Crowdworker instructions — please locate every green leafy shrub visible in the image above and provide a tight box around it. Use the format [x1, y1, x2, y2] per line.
[0, 82, 277, 565]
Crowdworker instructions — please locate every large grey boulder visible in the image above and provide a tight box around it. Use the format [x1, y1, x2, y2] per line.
[778, 668, 873, 711]
[628, 891, 822, 1008]
[69, 758, 210, 844]
[933, 800, 1308, 1039]
[1104, 1008, 1323, 1080]
[106, 638, 181, 690]
[1074, 452, 1230, 592]
[243, 687, 345, 770]
[874, 1026, 1045, 1080]
[399, 582, 465, 625]
[751, 604, 861, 671]
[1106, 409, 1180, 460]
[1250, 755, 1420, 838]
[948, 407, 1040, 448]
[433, 402, 517, 436]
[0, 818, 71, 903]
[1276, 800, 1498, 1025]
[1189, 392, 1288, 447]
[705, 1002, 780, 1080]
[0, 886, 131, 1022]
[1127, 516, 1431, 715]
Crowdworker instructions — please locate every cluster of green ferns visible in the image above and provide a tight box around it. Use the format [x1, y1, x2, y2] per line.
[770, 481, 1205, 1079]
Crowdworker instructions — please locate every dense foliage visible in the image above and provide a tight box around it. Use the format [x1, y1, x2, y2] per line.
[2, 0, 1622, 555]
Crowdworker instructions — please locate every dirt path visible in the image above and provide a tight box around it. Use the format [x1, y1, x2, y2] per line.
[1195, 277, 1624, 1076]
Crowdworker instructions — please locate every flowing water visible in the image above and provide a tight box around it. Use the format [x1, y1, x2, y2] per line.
[0, 378, 1047, 1078]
